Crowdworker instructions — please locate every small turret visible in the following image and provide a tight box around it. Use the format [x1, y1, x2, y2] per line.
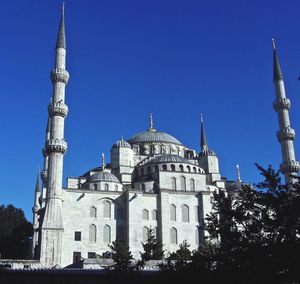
[197, 115, 220, 182]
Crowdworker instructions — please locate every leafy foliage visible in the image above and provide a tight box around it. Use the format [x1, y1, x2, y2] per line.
[0, 204, 32, 259]
[200, 164, 300, 280]
[108, 240, 134, 272]
[140, 227, 164, 261]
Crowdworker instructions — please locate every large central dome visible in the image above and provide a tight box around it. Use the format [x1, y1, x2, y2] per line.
[128, 131, 182, 145]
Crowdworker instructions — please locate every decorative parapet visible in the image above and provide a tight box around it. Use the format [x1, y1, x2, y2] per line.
[48, 102, 68, 118]
[50, 68, 69, 84]
[280, 160, 300, 174]
[276, 127, 295, 142]
[45, 139, 67, 154]
[273, 98, 291, 112]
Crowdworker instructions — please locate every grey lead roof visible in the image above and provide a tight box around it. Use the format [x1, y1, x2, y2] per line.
[112, 139, 132, 149]
[128, 131, 182, 145]
[56, 4, 66, 49]
[272, 39, 283, 81]
[88, 171, 120, 183]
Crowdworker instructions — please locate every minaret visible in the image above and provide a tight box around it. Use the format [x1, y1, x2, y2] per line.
[200, 114, 208, 153]
[32, 172, 41, 258]
[41, 118, 51, 205]
[40, 3, 69, 267]
[272, 39, 299, 185]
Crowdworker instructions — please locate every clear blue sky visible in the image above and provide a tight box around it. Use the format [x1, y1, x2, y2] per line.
[0, 0, 299, 221]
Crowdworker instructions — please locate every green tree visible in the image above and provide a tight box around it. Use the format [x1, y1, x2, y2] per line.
[140, 227, 164, 261]
[202, 164, 300, 280]
[108, 240, 133, 272]
[0, 204, 32, 259]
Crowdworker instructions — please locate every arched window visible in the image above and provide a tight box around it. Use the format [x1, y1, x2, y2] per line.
[103, 201, 111, 218]
[193, 167, 197, 173]
[190, 179, 195, 191]
[171, 177, 176, 190]
[89, 224, 96, 242]
[170, 227, 177, 244]
[155, 165, 159, 172]
[162, 164, 167, 171]
[170, 204, 176, 221]
[147, 166, 151, 175]
[105, 183, 109, 191]
[182, 205, 189, 222]
[171, 164, 176, 171]
[181, 176, 186, 191]
[103, 225, 111, 243]
[179, 165, 184, 172]
[90, 206, 97, 218]
[152, 210, 157, 221]
[142, 226, 149, 242]
[187, 166, 191, 172]
[142, 209, 149, 220]
[93, 184, 98, 190]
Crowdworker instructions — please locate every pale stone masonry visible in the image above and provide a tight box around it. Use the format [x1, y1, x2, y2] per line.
[31, 7, 299, 268]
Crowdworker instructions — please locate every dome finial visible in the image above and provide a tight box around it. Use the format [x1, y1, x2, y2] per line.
[101, 153, 105, 171]
[236, 164, 242, 182]
[148, 112, 156, 132]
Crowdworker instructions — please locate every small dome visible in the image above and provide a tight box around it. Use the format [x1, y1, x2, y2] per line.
[144, 154, 193, 165]
[128, 131, 182, 145]
[112, 139, 132, 149]
[88, 171, 120, 183]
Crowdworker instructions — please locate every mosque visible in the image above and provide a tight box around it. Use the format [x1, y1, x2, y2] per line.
[31, 6, 299, 268]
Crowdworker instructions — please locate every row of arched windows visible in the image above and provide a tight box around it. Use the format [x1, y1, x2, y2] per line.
[93, 184, 119, 191]
[170, 227, 201, 245]
[171, 177, 195, 191]
[90, 202, 124, 219]
[88, 224, 125, 243]
[138, 164, 203, 176]
[142, 209, 158, 220]
[170, 204, 190, 222]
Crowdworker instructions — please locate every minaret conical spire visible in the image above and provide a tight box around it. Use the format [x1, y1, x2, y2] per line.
[35, 171, 41, 193]
[56, 3, 66, 49]
[272, 39, 283, 81]
[200, 114, 208, 151]
[236, 164, 242, 183]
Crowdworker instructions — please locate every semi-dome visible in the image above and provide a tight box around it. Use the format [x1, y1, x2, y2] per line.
[112, 139, 132, 149]
[88, 171, 120, 183]
[128, 131, 182, 145]
[144, 154, 193, 165]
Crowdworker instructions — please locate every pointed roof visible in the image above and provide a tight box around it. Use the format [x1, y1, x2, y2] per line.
[200, 114, 208, 151]
[35, 172, 40, 193]
[199, 115, 216, 157]
[272, 38, 283, 81]
[56, 3, 66, 49]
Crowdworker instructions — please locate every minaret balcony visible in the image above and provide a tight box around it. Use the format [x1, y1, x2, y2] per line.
[273, 98, 291, 112]
[50, 68, 69, 84]
[276, 127, 295, 142]
[48, 102, 68, 118]
[280, 160, 300, 174]
[45, 139, 68, 154]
